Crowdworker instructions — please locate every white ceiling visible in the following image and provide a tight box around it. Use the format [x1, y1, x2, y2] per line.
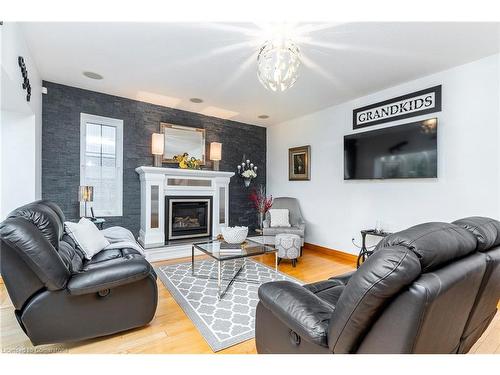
[20, 22, 500, 126]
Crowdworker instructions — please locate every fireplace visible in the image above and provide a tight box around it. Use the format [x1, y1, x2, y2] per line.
[165, 196, 212, 241]
[136, 167, 233, 250]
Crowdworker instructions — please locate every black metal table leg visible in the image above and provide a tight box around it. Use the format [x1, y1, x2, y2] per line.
[191, 245, 195, 276]
[357, 231, 368, 268]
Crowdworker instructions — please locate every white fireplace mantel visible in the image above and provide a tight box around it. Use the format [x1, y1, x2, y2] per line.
[135, 166, 234, 249]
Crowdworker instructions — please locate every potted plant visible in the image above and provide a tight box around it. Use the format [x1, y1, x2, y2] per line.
[249, 185, 273, 230]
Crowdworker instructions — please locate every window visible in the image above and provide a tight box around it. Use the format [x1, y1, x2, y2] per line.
[80, 113, 123, 217]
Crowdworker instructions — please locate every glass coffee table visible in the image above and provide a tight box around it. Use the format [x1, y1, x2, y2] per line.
[192, 238, 278, 300]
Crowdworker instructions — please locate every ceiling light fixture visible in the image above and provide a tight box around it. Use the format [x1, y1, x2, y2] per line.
[83, 71, 103, 80]
[257, 37, 301, 92]
[258, 115, 269, 119]
[190, 98, 204, 103]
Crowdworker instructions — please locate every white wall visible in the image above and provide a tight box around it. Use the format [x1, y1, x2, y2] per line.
[1, 112, 37, 215]
[0, 22, 43, 219]
[267, 54, 500, 254]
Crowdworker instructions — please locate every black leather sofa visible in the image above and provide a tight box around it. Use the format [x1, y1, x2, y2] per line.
[0, 200, 158, 345]
[256, 217, 500, 354]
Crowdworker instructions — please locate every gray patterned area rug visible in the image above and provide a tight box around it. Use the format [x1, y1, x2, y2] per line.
[155, 258, 301, 352]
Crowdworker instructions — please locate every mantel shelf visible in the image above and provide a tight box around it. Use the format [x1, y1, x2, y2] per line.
[135, 166, 234, 179]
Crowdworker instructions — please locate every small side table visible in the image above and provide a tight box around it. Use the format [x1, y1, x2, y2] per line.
[91, 218, 106, 230]
[357, 229, 392, 268]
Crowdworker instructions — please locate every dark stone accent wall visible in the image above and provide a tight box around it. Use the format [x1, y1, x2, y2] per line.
[42, 82, 266, 237]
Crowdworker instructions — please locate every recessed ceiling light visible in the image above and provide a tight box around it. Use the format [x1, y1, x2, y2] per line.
[258, 115, 270, 119]
[83, 71, 103, 80]
[190, 98, 204, 103]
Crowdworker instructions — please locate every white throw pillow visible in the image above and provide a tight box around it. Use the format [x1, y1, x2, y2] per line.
[269, 209, 291, 227]
[64, 217, 110, 260]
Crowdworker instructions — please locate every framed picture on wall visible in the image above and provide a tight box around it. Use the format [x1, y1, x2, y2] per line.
[289, 145, 311, 181]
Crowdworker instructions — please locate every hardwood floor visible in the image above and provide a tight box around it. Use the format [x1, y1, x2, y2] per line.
[0, 247, 498, 354]
[469, 311, 500, 354]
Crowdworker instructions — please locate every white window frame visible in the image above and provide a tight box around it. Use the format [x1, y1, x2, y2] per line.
[80, 113, 123, 217]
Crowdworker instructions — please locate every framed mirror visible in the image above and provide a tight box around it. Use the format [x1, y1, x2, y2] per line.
[160, 123, 206, 165]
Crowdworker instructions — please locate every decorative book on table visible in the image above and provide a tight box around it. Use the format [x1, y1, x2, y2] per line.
[219, 242, 243, 251]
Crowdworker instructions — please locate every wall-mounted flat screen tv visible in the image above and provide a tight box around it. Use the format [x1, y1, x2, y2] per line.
[344, 118, 437, 180]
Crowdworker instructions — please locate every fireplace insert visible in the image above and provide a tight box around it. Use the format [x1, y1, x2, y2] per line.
[165, 196, 212, 241]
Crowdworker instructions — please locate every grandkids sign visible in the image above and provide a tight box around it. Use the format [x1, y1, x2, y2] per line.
[353, 85, 441, 129]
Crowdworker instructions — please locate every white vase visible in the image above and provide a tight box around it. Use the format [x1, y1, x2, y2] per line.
[244, 178, 251, 187]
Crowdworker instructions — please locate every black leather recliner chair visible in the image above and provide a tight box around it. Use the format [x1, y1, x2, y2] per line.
[256, 217, 500, 354]
[0, 200, 158, 345]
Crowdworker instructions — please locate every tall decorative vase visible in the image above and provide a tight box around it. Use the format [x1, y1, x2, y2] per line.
[258, 212, 264, 230]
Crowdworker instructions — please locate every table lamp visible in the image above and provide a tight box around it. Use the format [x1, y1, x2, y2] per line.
[79, 185, 94, 217]
[152, 133, 164, 167]
[210, 142, 222, 171]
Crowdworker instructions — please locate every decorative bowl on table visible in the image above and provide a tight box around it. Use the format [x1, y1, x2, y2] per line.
[221, 226, 248, 244]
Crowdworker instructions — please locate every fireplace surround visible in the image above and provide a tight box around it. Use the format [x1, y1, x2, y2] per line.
[166, 196, 212, 241]
[136, 166, 234, 255]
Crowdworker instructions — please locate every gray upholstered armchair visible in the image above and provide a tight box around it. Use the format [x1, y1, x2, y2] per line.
[263, 197, 305, 246]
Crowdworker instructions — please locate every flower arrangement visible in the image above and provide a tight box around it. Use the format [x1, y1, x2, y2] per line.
[249, 185, 273, 214]
[237, 158, 258, 187]
[242, 169, 257, 179]
[173, 153, 202, 170]
[249, 185, 273, 230]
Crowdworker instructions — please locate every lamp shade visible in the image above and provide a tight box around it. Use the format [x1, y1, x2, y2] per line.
[79, 186, 94, 202]
[210, 142, 222, 161]
[152, 133, 164, 155]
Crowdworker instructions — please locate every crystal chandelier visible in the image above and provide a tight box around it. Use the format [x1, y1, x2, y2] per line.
[257, 38, 301, 92]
